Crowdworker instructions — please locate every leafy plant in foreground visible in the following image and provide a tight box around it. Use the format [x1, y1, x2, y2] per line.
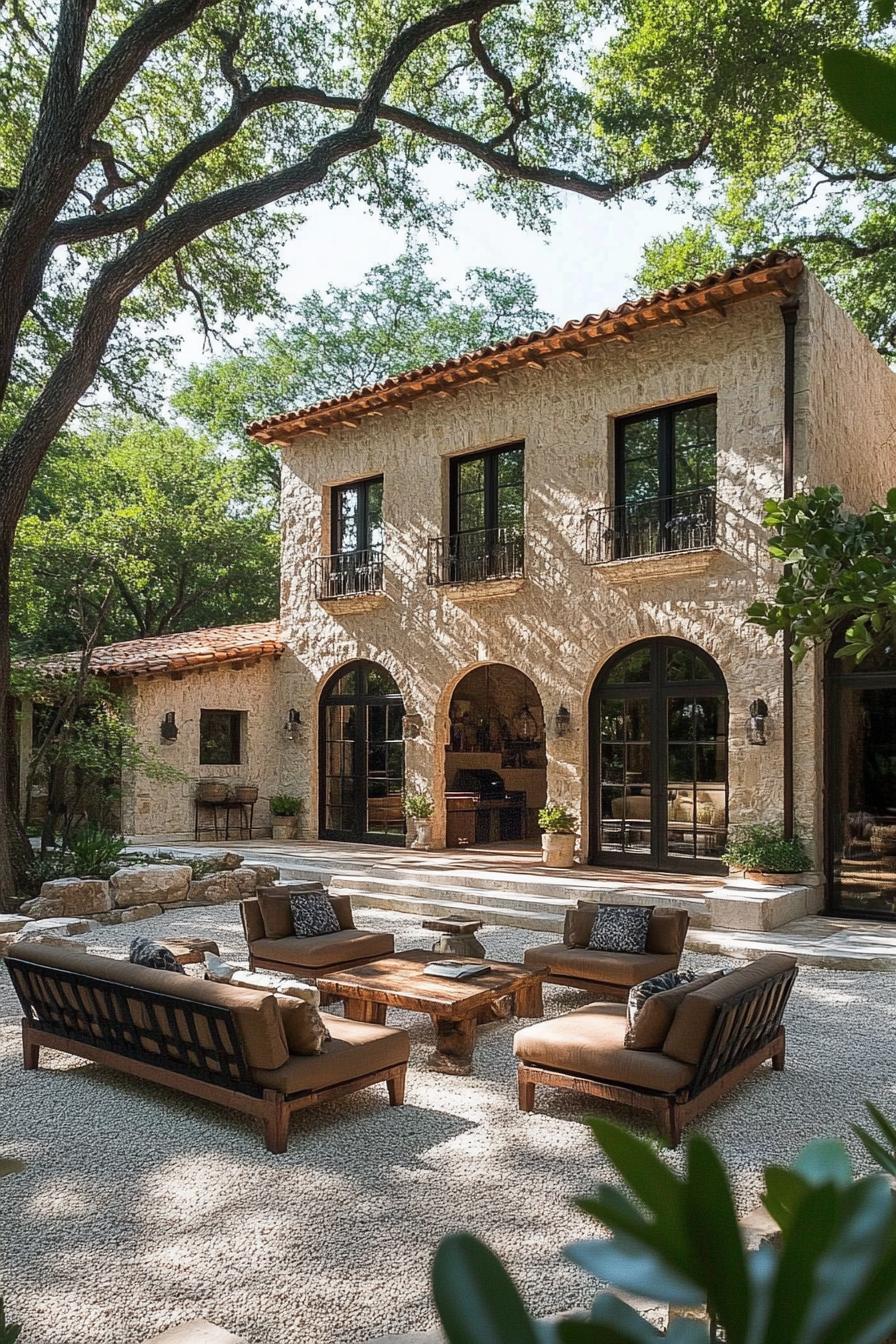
[432, 1118, 896, 1344]
[0, 1298, 21, 1344]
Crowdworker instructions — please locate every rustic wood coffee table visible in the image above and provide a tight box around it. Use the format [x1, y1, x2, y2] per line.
[317, 950, 544, 1074]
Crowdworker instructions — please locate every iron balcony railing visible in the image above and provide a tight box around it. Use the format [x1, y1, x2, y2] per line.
[426, 525, 524, 587]
[585, 486, 717, 564]
[313, 546, 384, 600]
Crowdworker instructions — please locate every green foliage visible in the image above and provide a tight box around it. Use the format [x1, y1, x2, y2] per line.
[0, 1299, 21, 1344]
[853, 1101, 896, 1179]
[537, 803, 577, 834]
[823, 48, 896, 144]
[65, 823, 127, 878]
[432, 1118, 896, 1344]
[721, 823, 810, 874]
[270, 794, 302, 817]
[125, 850, 223, 880]
[404, 791, 435, 819]
[747, 487, 896, 666]
[17, 850, 78, 899]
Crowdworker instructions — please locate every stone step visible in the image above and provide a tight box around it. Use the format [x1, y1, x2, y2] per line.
[328, 886, 565, 933]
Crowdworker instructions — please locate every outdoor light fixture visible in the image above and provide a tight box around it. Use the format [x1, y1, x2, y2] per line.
[402, 712, 423, 740]
[284, 708, 302, 740]
[160, 711, 178, 742]
[555, 704, 571, 737]
[747, 699, 769, 746]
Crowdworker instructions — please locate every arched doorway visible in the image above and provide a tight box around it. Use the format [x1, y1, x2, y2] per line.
[826, 632, 896, 918]
[589, 638, 728, 870]
[319, 661, 406, 845]
[445, 664, 546, 849]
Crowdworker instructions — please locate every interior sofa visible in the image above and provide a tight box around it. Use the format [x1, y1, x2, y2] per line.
[241, 886, 394, 978]
[514, 952, 797, 1144]
[5, 942, 409, 1153]
[523, 904, 689, 999]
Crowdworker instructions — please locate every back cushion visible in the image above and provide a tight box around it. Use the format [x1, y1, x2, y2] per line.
[240, 897, 265, 944]
[277, 997, 330, 1056]
[663, 955, 797, 1065]
[257, 888, 295, 940]
[626, 971, 723, 1051]
[328, 893, 355, 931]
[564, 906, 597, 948]
[646, 908, 689, 956]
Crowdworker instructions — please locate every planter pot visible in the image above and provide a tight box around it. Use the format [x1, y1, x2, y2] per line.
[741, 869, 805, 887]
[196, 782, 228, 804]
[542, 832, 576, 868]
[271, 817, 298, 842]
[409, 819, 433, 851]
[232, 785, 258, 804]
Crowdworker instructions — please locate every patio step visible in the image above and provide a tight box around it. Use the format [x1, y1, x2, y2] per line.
[327, 885, 566, 933]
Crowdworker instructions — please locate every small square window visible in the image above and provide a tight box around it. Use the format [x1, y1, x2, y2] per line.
[199, 710, 242, 765]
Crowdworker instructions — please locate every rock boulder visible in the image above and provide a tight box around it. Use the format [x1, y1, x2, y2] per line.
[243, 864, 280, 887]
[119, 903, 164, 923]
[111, 864, 191, 908]
[19, 896, 65, 919]
[0, 913, 31, 934]
[14, 916, 97, 945]
[189, 872, 240, 905]
[38, 877, 112, 917]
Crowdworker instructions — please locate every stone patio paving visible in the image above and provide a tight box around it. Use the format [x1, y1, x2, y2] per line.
[2, 905, 895, 1344]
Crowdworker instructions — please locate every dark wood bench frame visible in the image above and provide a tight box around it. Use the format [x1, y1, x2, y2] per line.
[6, 955, 406, 1154]
[517, 962, 797, 1146]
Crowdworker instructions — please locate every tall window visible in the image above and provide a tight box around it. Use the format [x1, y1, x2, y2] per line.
[612, 399, 717, 556]
[332, 476, 384, 554]
[437, 442, 523, 584]
[199, 709, 242, 765]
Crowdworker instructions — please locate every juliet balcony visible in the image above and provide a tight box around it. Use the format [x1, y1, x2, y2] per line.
[585, 487, 718, 573]
[313, 547, 385, 609]
[426, 525, 525, 600]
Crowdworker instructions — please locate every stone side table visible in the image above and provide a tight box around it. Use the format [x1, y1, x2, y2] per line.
[422, 917, 485, 959]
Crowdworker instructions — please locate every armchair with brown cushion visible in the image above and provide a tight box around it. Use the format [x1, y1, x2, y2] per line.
[514, 952, 797, 1145]
[523, 903, 689, 999]
[241, 885, 394, 979]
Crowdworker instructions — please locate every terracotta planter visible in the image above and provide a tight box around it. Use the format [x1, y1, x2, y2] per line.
[271, 817, 298, 842]
[232, 785, 258, 804]
[742, 869, 805, 886]
[410, 819, 433, 850]
[196, 781, 228, 804]
[542, 832, 576, 868]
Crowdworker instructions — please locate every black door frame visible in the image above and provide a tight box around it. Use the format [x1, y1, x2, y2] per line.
[615, 396, 717, 549]
[318, 660, 406, 846]
[449, 441, 524, 536]
[588, 637, 729, 874]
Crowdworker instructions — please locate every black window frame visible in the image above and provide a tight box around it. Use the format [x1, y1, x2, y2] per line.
[198, 709, 242, 766]
[330, 474, 384, 555]
[449, 441, 524, 537]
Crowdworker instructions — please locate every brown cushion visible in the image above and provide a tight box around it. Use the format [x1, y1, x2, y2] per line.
[256, 889, 295, 940]
[240, 898, 265, 944]
[276, 998, 329, 1055]
[645, 908, 689, 956]
[328, 893, 355, 930]
[563, 908, 594, 948]
[625, 972, 724, 1051]
[252, 1012, 410, 1094]
[250, 930, 394, 970]
[513, 1002, 695, 1094]
[663, 954, 797, 1065]
[523, 942, 679, 988]
[7, 943, 289, 1072]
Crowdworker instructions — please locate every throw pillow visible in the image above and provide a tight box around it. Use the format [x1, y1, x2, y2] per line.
[563, 905, 598, 948]
[588, 904, 652, 954]
[626, 970, 696, 1030]
[625, 971, 725, 1051]
[257, 889, 297, 940]
[129, 937, 186, 975]
[289, 890, 340, 937]
[277, 997, 330, 1055]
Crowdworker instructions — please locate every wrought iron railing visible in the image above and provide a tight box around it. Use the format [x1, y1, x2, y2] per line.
[585, 487, 717, 564]
[426, 525, 524, 587]
[313, 547, 384, 600]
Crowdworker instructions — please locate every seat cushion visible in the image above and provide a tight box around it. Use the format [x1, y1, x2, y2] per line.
[250, 930, 394, 970]
[514, 1003, 695, 1094]
[625, 971, 724, 1050]
[663, 954, 797, 1065]
[523, 942, 679, 987]
[252, 1013, 410, 1095]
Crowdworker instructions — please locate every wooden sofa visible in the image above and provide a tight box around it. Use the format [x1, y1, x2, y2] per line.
[514, 952, 797, 1145]
[6, 942, 409, 1153]
[241, 885, 394, 979]
[523, 904, 689, 1000]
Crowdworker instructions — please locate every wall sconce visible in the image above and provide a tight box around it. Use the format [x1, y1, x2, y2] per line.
[160, 711, 178, 742]
[284, 708, 302, 741]
[747, 699, 769, 746]
[402, 712, 423, 740]
[555, 704, 571, 738]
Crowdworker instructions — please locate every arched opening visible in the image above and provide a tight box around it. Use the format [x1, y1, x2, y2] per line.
[318, 660, 405, 846]
[588, 638, 728, 871]
[444, 664, 546, 850]
[826, 631, 896, 917]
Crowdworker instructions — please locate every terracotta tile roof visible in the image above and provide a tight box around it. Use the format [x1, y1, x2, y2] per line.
[247, 251, 803, 443]
[30, 621, 283, 680]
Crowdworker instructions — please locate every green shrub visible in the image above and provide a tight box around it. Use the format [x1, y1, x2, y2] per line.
[18, 851, 77, 899]
[270, 794, 302, 817]
[404, 791, 434, 819]
[66, 822, 127, 878]
[0, 1298, 21, 1344]
[722, 822, 810, 873]
[537, 804, 577, 834]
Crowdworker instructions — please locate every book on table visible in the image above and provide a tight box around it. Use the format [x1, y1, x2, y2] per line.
[423, 961, 491, 981]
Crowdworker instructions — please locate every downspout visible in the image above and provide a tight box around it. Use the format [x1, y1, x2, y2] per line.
[780, 298, 799, 839]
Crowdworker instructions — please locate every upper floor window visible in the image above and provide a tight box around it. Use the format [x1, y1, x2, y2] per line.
[428, 442, 524, 586]
[199, 709, 242, 765]
[332, 475, 384, 555]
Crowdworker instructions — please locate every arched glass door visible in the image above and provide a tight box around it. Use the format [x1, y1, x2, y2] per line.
[589, 638, 728, 870]
[319, 661, 406, 845]
[827, 635, 896, 917]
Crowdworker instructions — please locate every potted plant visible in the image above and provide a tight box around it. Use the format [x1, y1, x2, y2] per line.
[404, 791, 435, 849]
[270, 794, 302, 841]
[538, 803, 578, 867]
[722, 822, 810, 885]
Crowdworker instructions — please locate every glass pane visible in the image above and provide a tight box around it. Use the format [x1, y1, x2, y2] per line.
[694, 696, 722, 740]
[668, 743, 694, 786]
[329, 669, 357, 697]
[831, 684, 896, 915]
[386, 704, 404, 739]
[497, 485, 524, 531]
[697, 743, 726, 783]
[368, 703, 386, 742]
[367, 478, 384, 551]
[198, 710, 240, 766]
[601, 745, 624, 783]
[459, 492, 485, 532]
[621, 417, 660, 503]
[666, 646, 694, 681]
[600, 699, 625, 741]
[335, 485, 360, 553]
[626, 743, 650, 784]
[458, 457, 484, 493]
[692, 653, 718, 682]
[606, 646, 652, 684]
[365, 665, 399, 697]
[625, 699, 650, 741]
[497, 448, 523, 486]
[673, 403, 716, 491]
[668, 697, 695, 741]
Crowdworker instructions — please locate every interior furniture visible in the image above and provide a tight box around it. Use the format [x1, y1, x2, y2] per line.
[422, 917, 486, 958]
[514, 952, 797, 1145]
[317, 950, 544, 1074]
[6, 942, 409, 1153]
[241, 888, 394, 978]
[523, 904, 689, 1000]
[157, 936, 220, 967]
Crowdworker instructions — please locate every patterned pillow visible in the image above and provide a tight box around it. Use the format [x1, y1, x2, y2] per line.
[626, 970, 697, 1031]
[128, 937, 186, 975]
[289, 890, 340, 937]
[588, 904, 652, 954]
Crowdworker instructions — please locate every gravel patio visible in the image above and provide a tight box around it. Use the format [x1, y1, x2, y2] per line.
[2, 905, 895, 1344]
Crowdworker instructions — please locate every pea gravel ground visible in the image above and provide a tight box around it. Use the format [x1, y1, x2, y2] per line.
[2, 905, 895, 1344]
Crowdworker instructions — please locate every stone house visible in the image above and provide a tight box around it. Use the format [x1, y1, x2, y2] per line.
[18, 252, 896, 919]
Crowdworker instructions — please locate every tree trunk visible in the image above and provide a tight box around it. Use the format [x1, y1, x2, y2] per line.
[0, 528, 32, 909]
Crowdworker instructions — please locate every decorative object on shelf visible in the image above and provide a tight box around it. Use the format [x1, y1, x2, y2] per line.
[538, 803, 578, 868]
[746, 698, 769, 745]
[554, 704, 571, 738]
[283, 707, 303, 741]
[513, 704, 539, 742]
[404, 791, 435, 849]
[721, 821, 809, 884]
[270, 794, 302, 841]
[160, 711, 178, 742]
[402, 711, 423, 740]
